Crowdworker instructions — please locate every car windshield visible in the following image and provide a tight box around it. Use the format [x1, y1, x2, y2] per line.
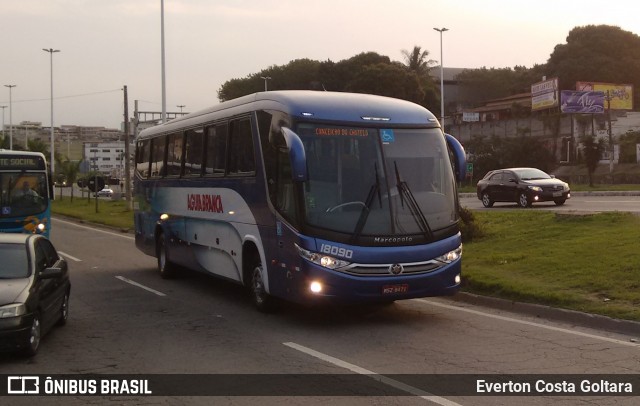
[0, 172, 49, 218]
[0, 243, 29, 278]
[298, 124, 457, 243]
[514, 168, 551, 180]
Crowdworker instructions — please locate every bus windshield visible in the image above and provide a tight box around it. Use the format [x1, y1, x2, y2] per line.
[0, 172, 49, 218]
[298, 124, 458, 243]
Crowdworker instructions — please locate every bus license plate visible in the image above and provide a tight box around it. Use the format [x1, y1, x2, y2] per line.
[382, 284, 409, 294]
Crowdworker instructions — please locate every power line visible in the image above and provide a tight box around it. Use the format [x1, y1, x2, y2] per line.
[0, 88, 122, 104]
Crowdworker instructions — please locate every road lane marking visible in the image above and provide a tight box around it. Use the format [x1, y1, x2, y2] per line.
[53, 217, 135, 240]
[115, 276, 166, 296]
[283, 342, 462, 406]
[58, 251, 82, 262]
[413, 299, 638, 347]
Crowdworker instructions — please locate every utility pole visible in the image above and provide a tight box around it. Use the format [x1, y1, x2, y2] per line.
[607, 90, 613, 175]
[124, 85, 132, 209]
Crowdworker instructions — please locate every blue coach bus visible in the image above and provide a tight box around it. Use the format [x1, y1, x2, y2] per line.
[134, 91, 466, 311]
[0, 150, 53, 238]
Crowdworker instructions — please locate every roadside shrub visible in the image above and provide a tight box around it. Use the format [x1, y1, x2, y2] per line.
[459, 205, 485, 242]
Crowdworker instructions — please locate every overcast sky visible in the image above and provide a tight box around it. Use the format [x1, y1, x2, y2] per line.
[1, 0, 639, 129]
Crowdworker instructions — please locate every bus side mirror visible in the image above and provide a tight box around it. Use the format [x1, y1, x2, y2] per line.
[445, 133, 466, 182]
[281, 127, 308, 182]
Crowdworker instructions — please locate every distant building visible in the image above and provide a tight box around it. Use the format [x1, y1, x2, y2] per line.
[83, 141, 128, 178]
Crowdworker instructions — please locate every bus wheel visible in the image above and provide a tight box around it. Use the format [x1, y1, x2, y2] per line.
[251, 265, 276, 313]
[157, 232, 176, 279]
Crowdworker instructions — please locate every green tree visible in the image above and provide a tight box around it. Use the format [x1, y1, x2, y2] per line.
[27, 139, 50, 156]
[56, 157, 82, 202]
[401, 45, 435, 76]
[617, 131, 640, 163]
[345, 63, 425, 103]
[580, 134, 606, 186]
[456, 65, 545, 107]
[546, 25, 640, 109]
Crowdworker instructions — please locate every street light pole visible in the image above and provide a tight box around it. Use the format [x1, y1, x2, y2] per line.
[433, 27, 448, 132]
[160, 0, 167, 123]
[261, 76, 271, 92]
[43, 48, 60, 175]
[0, 106, 6, 145]
[177, 104, 185, 113]
[4, 85, 16, 150]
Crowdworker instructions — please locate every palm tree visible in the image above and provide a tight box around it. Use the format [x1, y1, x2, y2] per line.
[56, 156, 82, 202]
[401, 46, 436, 77]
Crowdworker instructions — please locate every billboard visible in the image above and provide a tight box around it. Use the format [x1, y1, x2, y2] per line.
[531, 77, 559, 111]
[576, 82, 633, 110]
[560, 91, 605, 114]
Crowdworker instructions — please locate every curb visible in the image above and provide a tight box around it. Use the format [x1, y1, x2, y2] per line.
[451, 292, 640, 340]
[460, 191, 640, 199]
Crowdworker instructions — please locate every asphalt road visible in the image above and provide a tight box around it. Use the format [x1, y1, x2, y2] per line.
[459, 193, 640, 214]
[0, 218, 638, 405]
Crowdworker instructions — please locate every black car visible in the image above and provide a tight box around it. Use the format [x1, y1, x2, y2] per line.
[476, 167, 571, 208]
[0, 233, 70, 356]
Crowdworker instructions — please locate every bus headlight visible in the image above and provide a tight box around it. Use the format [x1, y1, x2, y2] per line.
[36, 222, 46, 233]
[436, 245, 462, 263]
[295, 244, 351, 270]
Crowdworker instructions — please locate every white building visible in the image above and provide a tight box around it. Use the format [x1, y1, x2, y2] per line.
[83, 141, 127, 178]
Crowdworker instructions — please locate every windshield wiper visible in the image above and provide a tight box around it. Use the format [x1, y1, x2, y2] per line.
[350, 163, 382, 243]
[394, 161, 433, 240]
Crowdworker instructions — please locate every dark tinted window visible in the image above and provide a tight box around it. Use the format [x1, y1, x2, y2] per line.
[135, 140, 151, 178]
[151, 136, 166, 178]
[205, 124, 227, 176]
[184, 128, 204, 176]
[227, 118, 255, 176]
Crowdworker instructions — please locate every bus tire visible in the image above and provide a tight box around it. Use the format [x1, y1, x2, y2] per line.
[156, 232, 176, 279]
[251, 264, 277, 313]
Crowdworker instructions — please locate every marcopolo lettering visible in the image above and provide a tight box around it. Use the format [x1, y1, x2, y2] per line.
[187, 193, 224, 213]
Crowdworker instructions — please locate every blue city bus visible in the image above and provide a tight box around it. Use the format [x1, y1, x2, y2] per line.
[134, 91, 466, 311]
[0, 150, 53, 238]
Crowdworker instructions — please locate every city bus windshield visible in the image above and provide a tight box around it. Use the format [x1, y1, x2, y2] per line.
[0, 172, 49, 218]
[297, 124, 458, 244]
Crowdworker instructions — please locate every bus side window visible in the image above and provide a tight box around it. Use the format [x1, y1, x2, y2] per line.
[204, 124, 227, 176]
[136, 140, 151, 178]
[166, 132, 184, 177]
[227, 118, 255, 176]
[150, 136, 167, 178]
[184, 128, 204, 176]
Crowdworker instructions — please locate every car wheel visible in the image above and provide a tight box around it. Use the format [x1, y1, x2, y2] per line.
[157, 232, 176, 279]
[23, 313, 42, 357]
[518, 192, 531, 208]
[554, 199, 566, 206]
[481, 192, 494, 208]
[57, 291, 70, 326]
[251, 265, 276, 313]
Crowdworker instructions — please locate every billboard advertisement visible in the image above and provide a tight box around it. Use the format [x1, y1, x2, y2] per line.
[575, 82, 633, 110]
[531, 77, 559, 111]
[560, 91, 605, 114]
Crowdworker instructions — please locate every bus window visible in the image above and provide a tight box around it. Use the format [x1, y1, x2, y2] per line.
[166, 132, 184, 177]
[184, 128, 204, 176]
[205, 124, 227, 176]
[227, 118, 255, 176]
[151, 136, 166, 178]
[136, 140, 151, 178]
